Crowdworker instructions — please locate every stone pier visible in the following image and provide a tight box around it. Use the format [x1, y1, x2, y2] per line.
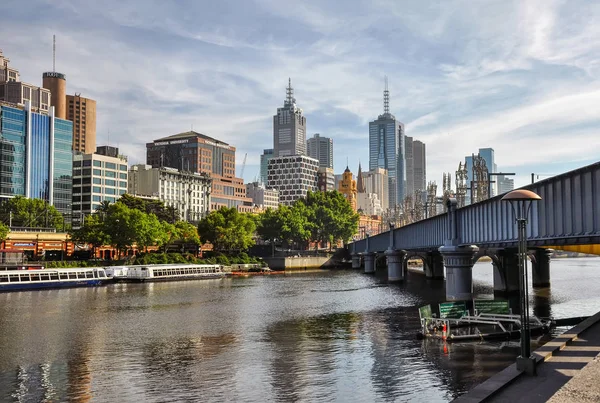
[439, 245, 479, 301]
[385, 249, 405, 282]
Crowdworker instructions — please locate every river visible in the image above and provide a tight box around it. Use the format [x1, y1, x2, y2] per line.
[1, 257, 599, 402]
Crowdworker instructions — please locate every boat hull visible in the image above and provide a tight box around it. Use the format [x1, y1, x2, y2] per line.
[0, 279, 106, 292]
[115, 274, 225, 283]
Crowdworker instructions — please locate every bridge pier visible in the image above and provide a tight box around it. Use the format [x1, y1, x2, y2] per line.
[351, 253, 362, 270]
[532, 248, 553, 288]
[385, 249, 406, 282]
[493, 248, 520, 295]
[439, 245, 478, 301]
[424, 252, 444, 280]
[363, 252, 376, 274]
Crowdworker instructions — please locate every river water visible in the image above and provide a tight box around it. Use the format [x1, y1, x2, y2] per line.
[1, 257, 599, 402]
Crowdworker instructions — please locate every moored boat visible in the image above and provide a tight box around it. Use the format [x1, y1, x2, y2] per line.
[110, 264, 225, 282]
[0, 268, 109, 291]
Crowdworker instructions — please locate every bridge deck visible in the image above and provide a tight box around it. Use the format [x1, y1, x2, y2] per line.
[453, 311, 600, 402]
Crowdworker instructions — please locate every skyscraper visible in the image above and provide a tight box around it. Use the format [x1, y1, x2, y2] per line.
[67, 94, 97, 154]
[464, 147, 496, 204]
[0, 49, 51, 114]
[368, 78, 405, 208]
[307, 133, 333, 169]
[273, 79, 306, 157]
[497, 174, 514, 195]
[259, 148, 273, 184]
[0, 101, 73, 214]
[413, 139, 426, 199]
[405, 136, 414, 199]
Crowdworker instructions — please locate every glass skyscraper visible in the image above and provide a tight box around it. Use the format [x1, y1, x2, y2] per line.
[0, 102, 73, 214]
[368, 83, 405, 208]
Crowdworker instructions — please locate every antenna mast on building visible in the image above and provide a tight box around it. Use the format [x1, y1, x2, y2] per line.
[53, 34, 56, 72]
[286, 78, 295, 105]
[383, 76, 390, 114]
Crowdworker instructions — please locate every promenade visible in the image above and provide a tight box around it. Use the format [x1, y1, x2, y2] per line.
[454, 311, 600, 402]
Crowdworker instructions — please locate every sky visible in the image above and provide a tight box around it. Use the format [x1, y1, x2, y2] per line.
[1, 0, 600, 190]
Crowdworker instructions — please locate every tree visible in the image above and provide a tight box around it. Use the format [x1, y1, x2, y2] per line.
[257, 208, 283, 256]
[303, 191, 359, 248]
[118, 194, 177, 224]
[174, 221, 201, 245]
[104, 203, 138, 255]
[70, 214, 111, 258]
[197, 207, 256, 251]
[0, 222, 9, 241]
[0, 196, 63, 229]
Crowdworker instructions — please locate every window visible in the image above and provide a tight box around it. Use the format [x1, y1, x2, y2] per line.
[120, 164, 127, 171]
[105, 162, 116, 170]
[105, 171, 116, 178]
[93, 186, 102, 193]
[119, 181, 127, 188]
[105, 179, 116, 186]
[105, 188, 116, 195]
[93, 160, 101, 167]
[93, 178, 102, 184]
[119, 173, 127, 179]
[93, 169, 102, 176]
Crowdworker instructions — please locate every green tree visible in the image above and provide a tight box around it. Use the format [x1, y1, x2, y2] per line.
[174, 221, 201, 244]
[197, 207, 256, 252]
[303, 191, 359, 249]
[104, 202, 138, 254]
[0, 196, 63, 229]
[70, 214, 111, 258]
[118, 194, 177, 223]
[0, 221, 9, 241]
[256, 207, 283, 256]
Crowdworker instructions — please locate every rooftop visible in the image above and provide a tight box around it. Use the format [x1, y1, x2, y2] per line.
[154, 130, 230, 146]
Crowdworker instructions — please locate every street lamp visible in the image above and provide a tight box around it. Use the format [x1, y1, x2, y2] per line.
[501, 189, 542, 375]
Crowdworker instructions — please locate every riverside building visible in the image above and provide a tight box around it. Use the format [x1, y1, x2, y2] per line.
[67, 94, 97, 153]
[146, 131, 252, 212]
[267, 155, 318, 205]
[128, 164, 211, 223]
[72, 146, 128, 228]
[245, 182, 279, 210]
[0, 101, 73, 215]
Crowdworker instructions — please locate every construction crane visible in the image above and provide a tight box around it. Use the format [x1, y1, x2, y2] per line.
[240, 153, 247, 179]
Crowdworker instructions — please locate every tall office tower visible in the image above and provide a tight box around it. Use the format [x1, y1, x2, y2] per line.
[146, 131, 253, 212]
[317, 167, 335, 192]
[260, 148, 273, 184]
[67, 94, 97, 154]
[464, 147, 496, 203]
[273, 79, 306, 157]
[413, 140, 426, 200]
[0, 101, 73, 214]
[307, 133, 333, 169]
[42, 36, 67, 119]
[497, 174, 514, 195]
[405, 136, 414, 199]
[368, 78, 405, 208]
[72, 147, 128, 228]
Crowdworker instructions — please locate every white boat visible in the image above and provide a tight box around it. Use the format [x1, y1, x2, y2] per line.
[0, 268, 109, 292]
[110, 264, 225, 282]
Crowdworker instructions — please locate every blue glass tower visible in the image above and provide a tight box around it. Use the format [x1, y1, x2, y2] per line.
[0, 102, 72, 215]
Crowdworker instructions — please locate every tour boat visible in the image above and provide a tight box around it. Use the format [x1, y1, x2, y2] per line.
[109, 264, 225, 282]
[0, 267, 109, 291]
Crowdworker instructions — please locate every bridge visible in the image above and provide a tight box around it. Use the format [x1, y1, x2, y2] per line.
[349, 161, 600, 301]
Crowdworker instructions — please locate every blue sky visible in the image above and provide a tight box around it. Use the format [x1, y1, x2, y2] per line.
[2, 0, 600, 189]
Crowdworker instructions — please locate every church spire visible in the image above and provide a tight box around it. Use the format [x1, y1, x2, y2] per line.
[357, 161, 365, 193]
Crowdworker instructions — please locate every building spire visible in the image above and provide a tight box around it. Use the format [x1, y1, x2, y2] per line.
[383, 75, 390, 114]
[286, 78, 295, 106]
[357, 161, 365, 193]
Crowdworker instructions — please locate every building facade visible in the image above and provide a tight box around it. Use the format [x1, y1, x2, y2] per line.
[0, 101, 73, 214]
[0, 50, 50, 114]
[67, 94, 97, 154]
[273, 79, 306, 157]
[497, 174, 515, 195]
[146, 131, 252, 212]
[413, 140, 426, 198]
[72, 147, 128, 227]
[317, 167, 335, 192]
[307, 133, 333, 169]
[128, 164, 211, 222]
[42, 72, 66, 120]
[368, 84, 405, 208]
[245, 182, 279, 210]
[260, 148, 273, 184]
[267, 155, 318, 205]
[364, 168, 389, 212]
[338, 166, 357, 211]
[465, 147, 496, 204]
[357, 192, 382, 216]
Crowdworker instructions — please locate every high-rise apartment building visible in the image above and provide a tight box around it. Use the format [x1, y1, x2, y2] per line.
[273, 79, 306, 157]
[368, 80, 405, 208]
[72, 147, 128, 228]
[260, 148, 273, 184]
[146, 131, 253, 212]
[67, 94, 97, 154]
[307, 133, 333, 169]
[465, 147, 496, 204]
[128, 164, 211, 222]
[267, 155, 318, 205]
[0, 101, 73, 214]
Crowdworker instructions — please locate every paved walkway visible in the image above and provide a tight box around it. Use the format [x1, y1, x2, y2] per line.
[453, 311, 600, 403]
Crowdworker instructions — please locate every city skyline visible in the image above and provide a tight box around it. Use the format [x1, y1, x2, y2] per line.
[2, 1, 600, 190]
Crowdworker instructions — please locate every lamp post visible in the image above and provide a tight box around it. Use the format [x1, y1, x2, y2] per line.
[501, 189, 541, 375]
